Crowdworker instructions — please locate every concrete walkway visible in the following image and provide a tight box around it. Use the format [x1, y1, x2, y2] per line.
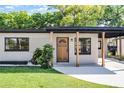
[53, 58, 124, 87]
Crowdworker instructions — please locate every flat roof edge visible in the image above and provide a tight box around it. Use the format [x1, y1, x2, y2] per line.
[0, 27, 124, 33]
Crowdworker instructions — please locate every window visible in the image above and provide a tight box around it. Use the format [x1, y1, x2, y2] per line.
[75, 38, 91, 55]
[98, 41, 101, 49]
[5, 37, 29, 51]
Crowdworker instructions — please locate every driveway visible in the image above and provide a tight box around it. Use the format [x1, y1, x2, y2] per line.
[53, 58, 124, 87]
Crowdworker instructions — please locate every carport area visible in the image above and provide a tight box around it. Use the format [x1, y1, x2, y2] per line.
[54, 58, 124, 87]
[94, 27, 124, 67]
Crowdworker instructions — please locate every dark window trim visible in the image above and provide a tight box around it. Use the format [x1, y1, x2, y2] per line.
[98, 40, 101, 49]
[5, 37, 29, 52]
[5, 49, 29, 52]
[74, 38, 91, 55]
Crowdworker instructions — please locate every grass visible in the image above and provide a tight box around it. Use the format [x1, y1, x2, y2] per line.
[0, 67, 116, 88]
[108, 54, 124, 61]
[113, 55, 124, 61]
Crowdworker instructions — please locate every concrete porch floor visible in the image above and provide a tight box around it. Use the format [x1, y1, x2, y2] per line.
[53, 58, 124, 87]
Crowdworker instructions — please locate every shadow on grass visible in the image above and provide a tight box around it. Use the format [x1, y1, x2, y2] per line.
[0, 66, 60, 73]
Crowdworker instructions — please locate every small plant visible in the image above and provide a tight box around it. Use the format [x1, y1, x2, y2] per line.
[32, 44, 54, 69]
[31, 48, 42, 64]
[107, 51, 112, 58]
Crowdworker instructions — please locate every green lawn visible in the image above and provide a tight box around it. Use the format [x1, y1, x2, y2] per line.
[0, 67, 116, 88]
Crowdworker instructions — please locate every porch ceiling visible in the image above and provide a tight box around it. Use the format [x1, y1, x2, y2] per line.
[46, 27, 124, 38]
[98, 33, 124, 38]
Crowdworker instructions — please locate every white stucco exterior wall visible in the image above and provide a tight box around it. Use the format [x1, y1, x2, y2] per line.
[0, 33, 98, 64]
[98, 38, 108, 58]
[0, 33, 50, 61]
[121, 39, 124, 56]
[117, 38, 124, 56]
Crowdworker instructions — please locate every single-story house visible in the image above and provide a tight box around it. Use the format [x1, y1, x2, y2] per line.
[0, 27, 124, 66]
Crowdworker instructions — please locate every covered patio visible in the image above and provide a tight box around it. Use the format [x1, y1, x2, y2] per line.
[47, 27, 124, 67]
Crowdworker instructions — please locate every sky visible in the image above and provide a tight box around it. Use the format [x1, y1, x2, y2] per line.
[0, 5, 57, 14]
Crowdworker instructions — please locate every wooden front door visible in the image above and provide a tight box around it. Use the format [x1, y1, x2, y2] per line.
[57, 37, 69, 62]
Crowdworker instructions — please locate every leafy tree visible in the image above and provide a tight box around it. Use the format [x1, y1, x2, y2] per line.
[0, 11, 32, 29]
[50, 5, 104, 26]
[31, 12, 62, 28]
[98, 5, 124, 26]
[31, 13, 44, 29]
[13, 11, 33, 29]
[0, 13, 6, 29]
[0, 5, 124, 29]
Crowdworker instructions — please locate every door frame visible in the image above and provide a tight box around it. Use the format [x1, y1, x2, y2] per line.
[56, 37, 69, 62]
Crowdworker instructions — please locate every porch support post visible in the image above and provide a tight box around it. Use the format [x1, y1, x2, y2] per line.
[50, 32, 53, 43]
[101, 32, 105, 67]
[119, 37, 122, 59]
[49, 31, 53, 66]
[115, 37, 118, 56]
[76, 32, 79, 67]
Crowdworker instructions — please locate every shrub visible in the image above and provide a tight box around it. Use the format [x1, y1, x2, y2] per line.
[107, 51, 112, 58]
[32, 44, 54, 69]
[31, 48, 42, 64]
